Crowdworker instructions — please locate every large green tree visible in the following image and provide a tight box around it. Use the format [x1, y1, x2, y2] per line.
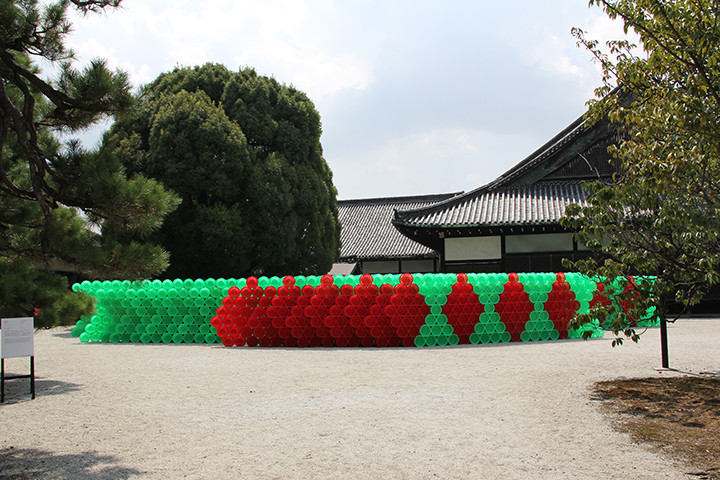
[1, 0, 179, 327]
[563, 0, 720, 343]
[108, 63, 341, 279]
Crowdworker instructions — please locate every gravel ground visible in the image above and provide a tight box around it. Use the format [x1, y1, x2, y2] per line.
[1, 318, 719, 480]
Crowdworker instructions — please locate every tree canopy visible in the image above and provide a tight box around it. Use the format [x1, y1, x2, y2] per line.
[563, 0, 720, 342]
[108, 63, 341, 279]
[1, 0, 179, 326]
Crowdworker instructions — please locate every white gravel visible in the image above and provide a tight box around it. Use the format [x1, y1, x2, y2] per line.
[1, 318, 718, 479]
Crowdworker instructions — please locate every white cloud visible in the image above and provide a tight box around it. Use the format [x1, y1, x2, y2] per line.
[66, 37, 151, 86]
[51, 0, 630, 199]
[575, 14, 643, 78]
[66, 0, 373, 99]
[522, 31, 582, 79]
[331, 127, 538, 199]
[585, 13, 641, 48]
[366, 128, 483, 172]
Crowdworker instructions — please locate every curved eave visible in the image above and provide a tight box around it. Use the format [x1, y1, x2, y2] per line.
[393, 218, 571, 233]
[392, 218, 574, 252]
[393, 119, 610, 225]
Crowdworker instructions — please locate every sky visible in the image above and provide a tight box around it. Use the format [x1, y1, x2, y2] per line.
[58, 0, 629, 200]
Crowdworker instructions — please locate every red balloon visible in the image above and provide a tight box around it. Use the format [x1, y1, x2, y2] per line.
[400, 273, 413, 285]
[264, 286, 277, 297]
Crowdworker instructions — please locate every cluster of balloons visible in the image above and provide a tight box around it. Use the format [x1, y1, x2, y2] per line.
[491, 272, 580, 342]
[589, 279, 659, 330]
[72, 278, 229, 343]
[72, 272, 655, 347]
[214, 272, 606, 347]
[214, 273, 431, 347]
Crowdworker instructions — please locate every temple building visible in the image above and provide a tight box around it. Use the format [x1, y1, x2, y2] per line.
[335, 111, 616, 274]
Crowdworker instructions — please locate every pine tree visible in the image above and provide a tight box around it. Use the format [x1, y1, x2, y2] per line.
[109, 64, 341, 279]
[1, 0, 179, 326]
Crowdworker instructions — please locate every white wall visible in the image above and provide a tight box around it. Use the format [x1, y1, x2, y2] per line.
[505, 233, 573, 253]
[445, 236, 501, 261]
[361, 259, 435, 274]
[362, 261, 399, 274]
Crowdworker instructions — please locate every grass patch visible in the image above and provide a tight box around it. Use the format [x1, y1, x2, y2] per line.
[593, 376, 720, 480]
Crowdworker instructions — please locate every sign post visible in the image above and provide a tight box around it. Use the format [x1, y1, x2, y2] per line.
[1, 317, 35, 402]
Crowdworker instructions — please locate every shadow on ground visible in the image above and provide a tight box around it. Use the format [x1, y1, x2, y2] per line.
[51, 329, 75, 339]
[1, 378, 81, 405]
[0, 447, 145, 479]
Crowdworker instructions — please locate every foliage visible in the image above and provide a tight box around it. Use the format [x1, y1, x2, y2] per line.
[563, 0, 720, 342]
[0, 0, 179, 327]
[108, 63, 341, 279]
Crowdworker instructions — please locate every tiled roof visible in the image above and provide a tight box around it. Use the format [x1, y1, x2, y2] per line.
[338, 193, 459, 260]
[393, 110, 613, 231]
[393, 183, 588, 228]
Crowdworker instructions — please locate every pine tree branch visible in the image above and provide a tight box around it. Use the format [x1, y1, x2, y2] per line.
[0, 49, 75, 116]
[0, 64, 58, 255]
[69, 0, 123, 13]
[0, 108, 35, 199]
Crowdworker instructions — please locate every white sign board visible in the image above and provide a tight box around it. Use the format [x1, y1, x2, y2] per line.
[1, 317, 34, 359]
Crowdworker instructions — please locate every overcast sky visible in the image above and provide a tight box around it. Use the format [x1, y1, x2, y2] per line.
[60, 0, 627, 200]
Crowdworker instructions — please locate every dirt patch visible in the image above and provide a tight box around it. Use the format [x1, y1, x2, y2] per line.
[593, 375, 720, 480]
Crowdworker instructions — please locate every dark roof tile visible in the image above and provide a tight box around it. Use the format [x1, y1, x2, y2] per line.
[393, 183, 588, 228]
[338, 193, 459, 260]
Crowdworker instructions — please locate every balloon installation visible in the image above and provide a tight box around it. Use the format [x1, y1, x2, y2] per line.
[72, 273, 657, 347]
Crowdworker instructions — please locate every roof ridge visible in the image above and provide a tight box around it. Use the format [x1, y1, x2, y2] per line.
[394, 183, 492, 219]
[338, 192, 461, 205]
[393, 182, 589, 229]
[483, 113, 589, 190]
